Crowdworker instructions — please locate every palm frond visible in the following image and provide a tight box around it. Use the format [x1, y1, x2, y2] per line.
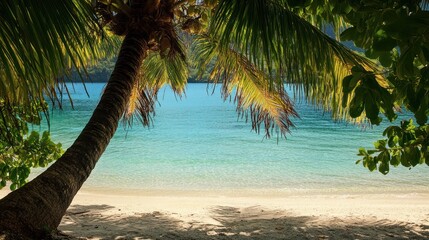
[211, 0, 382, 121]
[0, 0, 110, 112]
[141, 51, 188, 95]
[193, 34, 298, 137]
[282, 0, 351, 37]
[123, 46, 189, 126]
[123, 81, 158, 127]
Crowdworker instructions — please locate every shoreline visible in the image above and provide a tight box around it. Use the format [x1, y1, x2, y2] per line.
[1, 188, 429, 239]
[64, 189, 429, 239]
[76, 185, 429, 196]
[68, 189, 429, 222]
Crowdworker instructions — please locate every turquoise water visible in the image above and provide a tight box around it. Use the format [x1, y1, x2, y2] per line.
[36, 83, 429, 193]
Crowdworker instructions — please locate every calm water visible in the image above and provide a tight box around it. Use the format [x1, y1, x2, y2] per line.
[35, 83, 429, 193]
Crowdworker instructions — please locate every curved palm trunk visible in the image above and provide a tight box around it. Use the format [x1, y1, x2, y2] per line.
[0, 32, 149, 238]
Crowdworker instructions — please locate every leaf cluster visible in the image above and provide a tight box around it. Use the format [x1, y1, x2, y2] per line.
[337, 0, 429, 173]
[121, 0, 382, 136]
[357, 120, 429, 174]
[0, 102, 63, 190]
[342, 66, 396, 125]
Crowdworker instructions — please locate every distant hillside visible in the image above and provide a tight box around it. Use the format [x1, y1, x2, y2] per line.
[68, 26, 359, 83]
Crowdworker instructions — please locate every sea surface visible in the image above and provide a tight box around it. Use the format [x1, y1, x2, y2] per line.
[33, 83, 429, 194]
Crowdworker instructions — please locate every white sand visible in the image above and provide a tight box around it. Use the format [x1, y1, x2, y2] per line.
[2, 189, 429, 239]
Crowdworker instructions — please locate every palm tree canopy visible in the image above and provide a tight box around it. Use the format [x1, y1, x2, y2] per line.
[0, 0, 115, 113]
[193, 0, 382, 134]
[1, 0, 382, 137]
[112, 0, 382, 137]
[0, 1, 428, 237]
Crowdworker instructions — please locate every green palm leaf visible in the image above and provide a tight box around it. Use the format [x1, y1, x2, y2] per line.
[124, 45, 189, 126]
[192, 34, 298, 137]
[0, 0, 112, 111]
[283, 0, 350, 37]
[141, 52, 188, 95]
[211, 0, 381, 121]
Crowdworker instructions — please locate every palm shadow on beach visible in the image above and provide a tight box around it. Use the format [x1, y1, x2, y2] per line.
[58, 204, 429, 239]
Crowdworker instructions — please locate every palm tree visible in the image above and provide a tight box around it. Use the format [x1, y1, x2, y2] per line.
[0, 0, 379, 238]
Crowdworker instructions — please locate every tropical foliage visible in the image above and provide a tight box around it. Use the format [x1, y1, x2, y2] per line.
[0, 0, 110, 108]
[90, 0, 429, 173]
[1, 0, 425, 190]
[129, 0, 378, 135]
[0, 102, 62, 190]
[0, 0, 117, 189]
[1, 0, 427, 237]
[337, 0, 429, 174]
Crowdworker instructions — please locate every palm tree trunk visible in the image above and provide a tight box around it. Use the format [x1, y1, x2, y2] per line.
[0, 32, 149, 238]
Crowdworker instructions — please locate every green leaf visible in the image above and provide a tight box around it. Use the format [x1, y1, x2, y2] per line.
[391, 152, 401, 166]
[27, 131, 40, 145]
[421, 46, 429, 62]
[400, 151, 411, 167]
[364, 93, 380, 124]
[415, 97, 428, 126]
[406, 85, 419, 112]
[367, 150, 378, 154]
[358, 147, 367, 156]
[374, 140, 386, 150]
[351, 65, 365, 74]
[349, 87, 365, 118]
[367, 156, 377, 171]
[0, 179, 6, 188]
[10, 168, 17, 181]
[0, 102, 62, 190]
[342, 75, 353, 94]
[379, 88, 396, 121]
[365, 48, 379, 59]
[378, 160, 390, 175]
[383, 126, 401, 137]
[340, 27, 357, 41]
[372, 30, 396, 52]
[342, 75, 353, 108]
[378, 52, 393, 67]
[397, 47, 417, 79]
[388, 136, 399, 147]
[383, 11, 429, 40]
[415, 108, 428, 126]
[406, 147, 421, 167]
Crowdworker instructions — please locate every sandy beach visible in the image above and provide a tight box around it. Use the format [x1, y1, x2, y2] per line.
[3, 189, 428, 239]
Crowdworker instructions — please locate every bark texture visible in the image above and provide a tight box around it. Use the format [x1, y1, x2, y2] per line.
[0, 32, 149, 238]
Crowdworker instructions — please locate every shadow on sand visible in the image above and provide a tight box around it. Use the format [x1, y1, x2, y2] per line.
[58, 204, 429, 239]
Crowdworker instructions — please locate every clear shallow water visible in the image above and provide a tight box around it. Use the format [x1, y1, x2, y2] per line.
[34, 83, 429, 193]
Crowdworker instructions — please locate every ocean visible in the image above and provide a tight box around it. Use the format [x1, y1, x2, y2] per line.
[35, 83, 429, 194]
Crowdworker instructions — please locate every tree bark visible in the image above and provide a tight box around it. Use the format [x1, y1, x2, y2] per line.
[0, 32, 149, 238]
